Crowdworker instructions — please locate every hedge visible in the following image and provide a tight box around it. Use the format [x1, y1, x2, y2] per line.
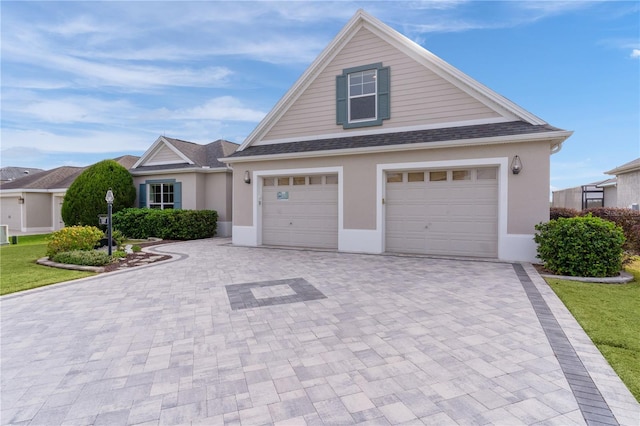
[112, 208, 218, 240]
[582, 207, 640, 253]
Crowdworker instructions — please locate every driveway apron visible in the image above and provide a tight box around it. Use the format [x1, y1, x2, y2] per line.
[1, 239, 638, 425]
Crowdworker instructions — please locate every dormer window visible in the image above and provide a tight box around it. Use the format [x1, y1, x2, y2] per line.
[336, 62, 390, 129]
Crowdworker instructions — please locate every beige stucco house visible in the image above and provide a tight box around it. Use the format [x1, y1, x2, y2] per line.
[222, 10, 572, 263]
[0, 156, 138, 233]
[130, 137, 238, 237]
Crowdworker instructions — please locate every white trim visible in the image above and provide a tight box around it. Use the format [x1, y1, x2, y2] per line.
[222, 131, 573, 164]
[252, 117, 511, 146]
[130, 167, 229, 176]
[216, 221, 233, 238]
[501, 234, 538, 263]
[238, 166, 344, 248]
[339, 229, 381, 253]
[376, 157, 510, 259]
[232, 225, 258, 246]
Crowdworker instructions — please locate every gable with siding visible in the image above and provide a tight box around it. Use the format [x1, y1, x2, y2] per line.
[262, 26, 504, 143]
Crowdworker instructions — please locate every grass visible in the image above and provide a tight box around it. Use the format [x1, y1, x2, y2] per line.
[0, 234, 95, 296]
[546, 256, 640, 402]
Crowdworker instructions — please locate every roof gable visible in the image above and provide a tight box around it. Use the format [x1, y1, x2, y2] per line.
[238, 9, 547, 152]
[133, 136, 194, 168]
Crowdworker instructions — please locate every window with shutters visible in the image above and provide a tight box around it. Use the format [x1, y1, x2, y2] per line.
[336, 63, 390, 129]
[139, 179, 182, 210]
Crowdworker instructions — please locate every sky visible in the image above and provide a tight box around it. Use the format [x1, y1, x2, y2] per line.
[1, 1, 638, 191]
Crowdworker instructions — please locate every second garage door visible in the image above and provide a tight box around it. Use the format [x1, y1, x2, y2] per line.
[262, 174, 338, 249]
[385, 167, 498, 258]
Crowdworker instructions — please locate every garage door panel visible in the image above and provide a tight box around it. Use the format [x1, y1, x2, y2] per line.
[262, 175, 338, 249]
[386, 167, 498, 258]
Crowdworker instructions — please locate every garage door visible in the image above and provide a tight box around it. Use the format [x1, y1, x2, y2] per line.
[262, 174, 338, 249]
[385, 168, 498, 257]
[0, 197, 22, 231]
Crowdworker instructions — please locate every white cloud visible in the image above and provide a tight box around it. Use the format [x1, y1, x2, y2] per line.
[156, 97, 267, 122]
[631, 49, 640, 58]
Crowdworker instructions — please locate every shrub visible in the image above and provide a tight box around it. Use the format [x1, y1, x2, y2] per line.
[534, 215, 625, 277]
[61, 159, 136, 227]
[51, 250, 112, 266]
[550, 207, 579, 220]
[582, 207, 640, 254]
[112, 208, 217, 240]
[47, 226, 105, 257]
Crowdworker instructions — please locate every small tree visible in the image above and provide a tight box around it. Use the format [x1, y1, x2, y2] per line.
[61, 160, 136, 227]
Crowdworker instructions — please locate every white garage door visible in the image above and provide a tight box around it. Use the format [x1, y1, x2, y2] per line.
[0, 197, 22, 231]
[262, 175, 338, 249]
[385, 168, 498, 257]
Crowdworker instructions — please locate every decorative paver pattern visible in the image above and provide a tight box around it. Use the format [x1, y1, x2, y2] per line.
[225, 278, 326, 310]
[1, 239, 638, 425]
[513, 263, 619, 425]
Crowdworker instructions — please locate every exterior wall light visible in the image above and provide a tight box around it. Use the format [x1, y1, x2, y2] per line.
[18, 196, 24, 204]
[244, 170, 251, 184]
[511, 155, 523, 175]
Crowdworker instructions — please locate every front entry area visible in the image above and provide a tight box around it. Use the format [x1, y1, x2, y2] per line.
[385, 167, 499, 257]
[262, 174, 338, 249]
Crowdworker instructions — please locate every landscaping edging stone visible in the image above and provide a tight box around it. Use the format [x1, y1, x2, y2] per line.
[37, 257, 105, 273]
[540, 271, 634, 284]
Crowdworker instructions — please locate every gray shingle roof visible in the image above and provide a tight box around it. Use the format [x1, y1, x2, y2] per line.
[0, 167, 45, 182]
[605, 158, 640, 175]
[228, 121, 564, 159]
[132, 139, 238, 172]
[0, 156, 139, 190]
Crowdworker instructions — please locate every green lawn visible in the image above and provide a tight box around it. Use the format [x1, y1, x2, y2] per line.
[546, 258, 640, 402]
[0, 234, 94, 295]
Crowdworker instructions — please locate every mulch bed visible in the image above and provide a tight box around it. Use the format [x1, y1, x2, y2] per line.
[102, 240, 178, 273]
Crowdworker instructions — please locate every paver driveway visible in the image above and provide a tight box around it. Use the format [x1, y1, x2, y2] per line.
[1, 239, 638, 425]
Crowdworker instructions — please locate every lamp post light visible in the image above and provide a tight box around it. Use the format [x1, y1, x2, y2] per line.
[105, 189, 114, 256]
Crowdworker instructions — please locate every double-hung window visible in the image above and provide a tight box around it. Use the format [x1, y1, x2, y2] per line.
[139, 179, 182, 209]
[149, 183, 174, 209]
[336, 62, 390, 129]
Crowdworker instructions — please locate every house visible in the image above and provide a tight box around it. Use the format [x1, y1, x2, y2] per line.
[605, 158, 640, 209]
[0, 167, 44, 183]
[0, 156, 138, 233]
[552, 158, 639, 211]
[221, 10, 572, 263]
[130, 137, 238, 237]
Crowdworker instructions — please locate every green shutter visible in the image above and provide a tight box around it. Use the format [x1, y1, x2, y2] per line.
[378, 66, 390, 120]
[139, 184, 146, 208]
[336, 74, 347, 125]
[173, 182, 182, 210]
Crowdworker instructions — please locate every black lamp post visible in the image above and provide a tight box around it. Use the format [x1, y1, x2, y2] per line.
[105, 189, 114, 256]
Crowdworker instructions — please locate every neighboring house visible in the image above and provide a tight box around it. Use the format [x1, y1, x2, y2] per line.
[552, 158, 639, 210]
[0, 156, 138, 233]
[222, 10, 572, 263]
[130, 137, 238, 237]
[605, 158, 640, 209]
[0, 167, 44, 183]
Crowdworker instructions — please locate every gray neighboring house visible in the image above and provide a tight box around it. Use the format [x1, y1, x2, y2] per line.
[130, 137, 238, 237]
[0, 167, 44, 183]
[605, 158, 640, 209]
[552, 158, 640, 211]
[0, 156, 138, 233]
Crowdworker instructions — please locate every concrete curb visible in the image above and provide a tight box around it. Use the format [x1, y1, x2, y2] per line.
[540, 271, 634, 284]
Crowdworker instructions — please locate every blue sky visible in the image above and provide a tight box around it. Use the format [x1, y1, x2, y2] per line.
[1, 1, 638, 191]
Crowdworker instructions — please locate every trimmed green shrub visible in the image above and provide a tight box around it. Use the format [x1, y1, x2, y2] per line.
[582, 207, 640, 254]
[47, 226, 104, 257]
[112, 208, 217, 240]
[61, 160, 136, 227]
[51, 250, 112, 266]
[535, 215, 625, 277]
[550, 207, 579, 220]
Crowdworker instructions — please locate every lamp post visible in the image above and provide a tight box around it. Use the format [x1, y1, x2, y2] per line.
[105, 189, 114, 256]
